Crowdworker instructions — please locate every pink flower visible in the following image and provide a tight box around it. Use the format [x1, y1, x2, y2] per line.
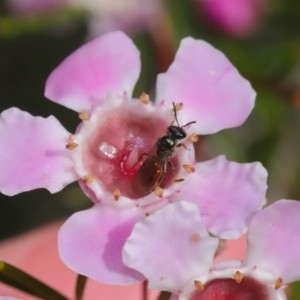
[123, 199, 300, 300]
[198, 0, 265, 36]
[0, 31, 265, 284]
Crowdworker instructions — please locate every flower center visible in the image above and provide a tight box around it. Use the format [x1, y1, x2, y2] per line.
[76, 99, 181, 200]
[190, 277, 269, 300]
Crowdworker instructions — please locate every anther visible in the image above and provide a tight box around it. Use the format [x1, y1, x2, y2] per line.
[275, 278, 283, 290]
[66, 142, 79, 150]
[79, 112, 90, 121]
[175, 102, 183, 111]
[139, 92, 150, 104]
[113, 188, 121, 201]
[234, 271, 243, 284]
[183, 164, 195, 173]
[155, 186, 164, 198]
[194, 280, 204, 291]
[187, 134, 199, 143]
[191, 233, 200, 242]
[173, 178, 185, 183]
[83, 174, 94, 184]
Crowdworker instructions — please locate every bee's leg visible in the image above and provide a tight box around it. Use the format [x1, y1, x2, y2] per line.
[132, 152, 151, 168]
[177, 143, 189, 150]
[167, 158, 175, 170]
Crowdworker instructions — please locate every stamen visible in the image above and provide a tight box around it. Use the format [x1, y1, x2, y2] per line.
[187, 134, 199, 143]
[79, 112, 90, 121]
[139, 92, 150, 104]
[173, 178, 185, 183]
[275, 278, 283, 290]
[175, 102, 183, 111]
[183, 164, 195, 173]
[155, 186, 164, 198]
[83, 174, 94, 184]
[191, 233, 200, 242]
[113, 188, 121, 201]
[234, 271, 243, 284]
[66, 142, 79, 150]
[194, 280, 204, 291]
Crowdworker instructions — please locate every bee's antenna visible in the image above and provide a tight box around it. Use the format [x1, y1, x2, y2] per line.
[182, 121, 196, 128]
[173, 102, 180, 127]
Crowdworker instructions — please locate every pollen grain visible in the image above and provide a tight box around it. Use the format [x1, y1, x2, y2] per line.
[275, 278, 283, 290]
[83, 174, 94, 184]
[139, 92, 150, 104]
[66, 142, 79, 150]
[114, 188, 121, 201]
[155, 186, 164, 198]
[187, 134, 199, 143]
[194, 280, 204, 291]
[79, 112, 90, 121]
[234, 271, 243, 284]
[183, 164, 195, 173]
[175, 102, 183, 111]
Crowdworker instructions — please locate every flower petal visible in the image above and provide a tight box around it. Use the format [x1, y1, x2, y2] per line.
[58, 204, 145, 285]
[45, 31, 140, 112]
[170, 156, 268, 239]
[245, 199, 300, 283]
[123, 201, 218, 293]
[155, 38, 255, 134]
[0, 108, 76, 195]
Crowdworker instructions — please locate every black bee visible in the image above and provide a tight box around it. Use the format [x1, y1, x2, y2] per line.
[132, 103, 196, 197]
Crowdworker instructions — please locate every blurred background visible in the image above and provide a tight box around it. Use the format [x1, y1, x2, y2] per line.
[0, 0, 299, 298]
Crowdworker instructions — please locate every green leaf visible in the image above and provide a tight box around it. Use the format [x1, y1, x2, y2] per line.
[0, 261, 68, 300]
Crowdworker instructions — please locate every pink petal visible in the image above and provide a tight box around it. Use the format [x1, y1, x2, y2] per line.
[170, 156, 268, 239]
[155, 38, 256, 134]
[123, 201, 218, 293]
[58, 204, 145, 285]
[45, 31, 140, 112]
[0, 108, 76, 196]
[245, 199, 300, 283]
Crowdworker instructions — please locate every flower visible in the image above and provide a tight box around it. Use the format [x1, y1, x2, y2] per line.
[67, 0, 162, 37]
[0, 31, 265, 284]
[198, 0, 265, 36]
[123, 199, 300, 300]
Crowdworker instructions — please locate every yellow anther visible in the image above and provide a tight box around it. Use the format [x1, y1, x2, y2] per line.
[175, 102, 183, 111]
[194, 280, 204, 291]
[275, 278, 283, 290]
[66, 142, 79, 150]
[83, 174, 94, 184]
[234, 271, 243, 284]
[113, 188, 121, 201]
[191, 233, 200, 242]
[155, 186, 164, 198]
[173, 178, 185, 183]
[79, 112, 90, 121]
[139, 92, 150, 104]
[187, 134, 199, 143]
[183, 164, 195, 173]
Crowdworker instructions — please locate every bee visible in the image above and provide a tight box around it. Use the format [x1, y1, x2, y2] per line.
[132, 103, 196, 197]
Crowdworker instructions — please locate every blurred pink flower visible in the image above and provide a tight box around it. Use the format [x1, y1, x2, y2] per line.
[198, 0, 265, 36]
[124, 200, 300, 300]
[7, 0, 66, 15]
[0, 31, 263, 284]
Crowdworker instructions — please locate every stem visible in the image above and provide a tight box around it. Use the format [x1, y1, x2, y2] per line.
[0, 261, 68, 300]
[142, 280, 148, 300]
[157, 291, 172, 300]
[75, 274, 88, 300]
